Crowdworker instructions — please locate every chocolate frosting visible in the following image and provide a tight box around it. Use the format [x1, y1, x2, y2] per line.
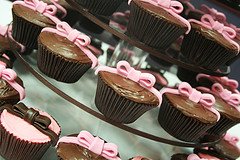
[12, 4, 55, 28]
[190, 22, 239, 53]
[38, 31, 92, 63]
[214, 138, 240, 160]
[133, 0, 188, 29]
[165, 93, 218, 123]
[99, 71, 159, 105]
[57, 142, 107, 160]
[0, 103, 59, 146]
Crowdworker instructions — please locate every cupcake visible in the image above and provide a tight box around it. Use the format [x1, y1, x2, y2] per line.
[181, 14, 240, 70]
[200, 4, 226, 23]
[0, 64, 25, 105]
[56, 130, 121, 160]
[129, 156, 152, 160]
[95, 61, 161, 124]
[158, 82, 220, 142]
[171, 153, 219, 160]
[12, 0, 66, 49]
[127, 0, 191, 50]
[194, 133, 240, 160]
[197, 83, 240, 136]
[38, 21, 98, 83]
[69, 0, 123, 16]
[0, 103, 61, 160]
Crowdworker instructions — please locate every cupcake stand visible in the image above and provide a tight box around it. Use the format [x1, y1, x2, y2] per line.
[1, 0, 240, 159]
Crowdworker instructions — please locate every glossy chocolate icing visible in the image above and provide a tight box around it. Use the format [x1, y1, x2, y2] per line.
[165, 93, 218, 123]
[57, 142, 107, 160]
[191, 22, 239, 53]
[99, 71, 159, 105]
[12, 4, 55, 28]
[133, 0, 188, 29]
[38, 32, 92, 63]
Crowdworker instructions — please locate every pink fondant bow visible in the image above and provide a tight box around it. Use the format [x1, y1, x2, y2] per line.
[211, 83, 240, 111]
[57, 131, 121, 160]
[13, 0, 61, 24]
[187, 154, 207, 160]
[0, 64, 25, 100]
[95, 61, 162, 106]
[200, 4, 226, 23]
[161, 82, 220, 120]
[224, 133, 240, 149]
[42, 22, 97, 68]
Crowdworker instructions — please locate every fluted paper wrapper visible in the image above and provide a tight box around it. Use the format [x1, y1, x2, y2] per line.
[37, 42, 91, 83]
[95, 75, 156, 124]
[181, 28, 236, 70]
[0, 122, 51, 160]
[158, 95, 215, 142]
[12, 10, 43, 49]
[207, 114, 239, 136]
[74, 0, 122, 16]
[127, 1, 187, 50]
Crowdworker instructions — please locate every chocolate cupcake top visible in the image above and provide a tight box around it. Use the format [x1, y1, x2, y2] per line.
[189, 14, 240, 53]
[160, 82, 220, 123]
[95, 61, 161, 106]
[41, 21, 98, 68]
[12, 0, 66, 27]
[129, 0, 191, 33]
[57, 131, 121, 160]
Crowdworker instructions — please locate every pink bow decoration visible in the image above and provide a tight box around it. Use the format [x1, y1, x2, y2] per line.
[42, 22, 97, 68]
[95, 61, 162, 106]
[220, 76, 239, 90]
[187, 154, 207, 160]
[211, 83, 240, 111]
[13, 0, 61, 24]
[200, 4, 226, 23]
[50, 0, 67, 18]
[57, 131, 121, 160]
[228, 23, 240, 40]
[161, 82, 220, 120]
[224, 133, 240, 149]
[189, 14, 239, 52]
[0, 64, 25, 100]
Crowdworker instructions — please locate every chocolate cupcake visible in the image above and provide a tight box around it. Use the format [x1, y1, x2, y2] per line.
[68, 0, 123, 16]
[38, 21, 98, 83]
[95, 61, 161, 124]
[197, 83, 240, 136]
[0, 64, 25, 105]
[158, 82, 220, 142]
[127, 0, 191, 50]
[56, 130, 121, 160]
[181, 14, 239, 70]
[129, 156, 152, 160]
[12, 0, 66, 49]
[0, 103, 61, 160]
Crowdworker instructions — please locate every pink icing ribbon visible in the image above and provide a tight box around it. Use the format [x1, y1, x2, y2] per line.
[228, 23, 240, 40]
[189, 14, 240, 52]
[224, 133, 240, 150]
[184, 2, 197, 15]
[95, 61, 162, 106]
[187, 154, 207, 160]
[42, 22, 98, 68]
[0, 64, 25, 100]
[196, 74, 239, 94]
[161, 82, 220, 120]
[200, 4, 226, 23]
[211, 83, 240, 112]
[128, 0, 191, 33]
[57, 130, 121, 160]
[49, 0, 67, 18]
[13, 0, 62, 24]
[0, 25, 25, 53]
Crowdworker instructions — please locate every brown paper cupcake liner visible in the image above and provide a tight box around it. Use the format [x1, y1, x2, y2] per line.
[207, 114, 239, 136]
[181, 28, 236, 70]
[127, 1, 187, 50]
[12, 11, 43, 49]
[0, 121, 51, 160]
[37, 42, 91, 83]
[95, 75, 156, 124]
[74, 0, 122, 16]
[158, 95, 215, 142]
